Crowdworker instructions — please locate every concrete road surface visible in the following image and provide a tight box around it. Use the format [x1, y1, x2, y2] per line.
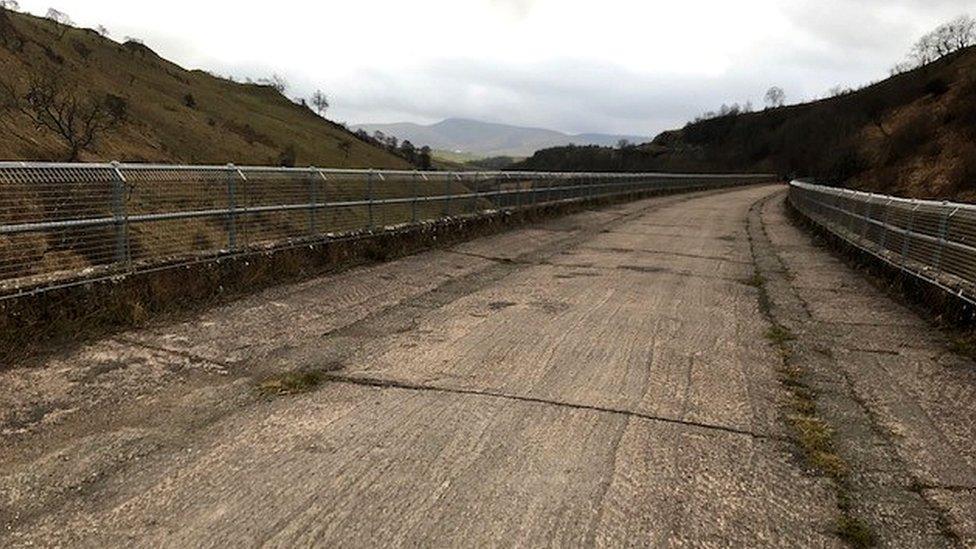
[1, 185, 972, 547]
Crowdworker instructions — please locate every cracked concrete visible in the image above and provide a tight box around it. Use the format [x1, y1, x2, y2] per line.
[750, 191, 976, 547]
[320, 373, 782, 441]
[1, 184, 972, 547]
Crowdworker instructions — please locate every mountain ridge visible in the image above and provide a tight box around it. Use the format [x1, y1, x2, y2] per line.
[352, 118, 646, 158]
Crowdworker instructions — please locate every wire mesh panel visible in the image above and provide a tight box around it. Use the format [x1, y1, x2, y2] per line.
[0, 162, 775, 297]
[0, 165, 119, 291]
[121, 166, 232, 264]
[789, 180, 976, 304]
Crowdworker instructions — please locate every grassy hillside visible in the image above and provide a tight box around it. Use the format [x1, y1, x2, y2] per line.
[516, 47, 976, 201]
[0, 8, 411, 168]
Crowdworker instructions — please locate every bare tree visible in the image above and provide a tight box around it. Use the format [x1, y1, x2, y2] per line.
[310, 89, 329, 116]
[909, 15, 976, 67]
[45, 8, 71, 38]
[258, 73, 288, 94]
[764, 86, 786, 109]
[0, 1, 20, 11]
[96, 24, 109, 37]
[889, 61, 914, 76]
[1, 71, 126, 160]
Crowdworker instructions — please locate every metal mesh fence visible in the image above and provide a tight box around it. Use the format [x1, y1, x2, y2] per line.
[0, 162, 775, 297]
[789, 180, 976, 304]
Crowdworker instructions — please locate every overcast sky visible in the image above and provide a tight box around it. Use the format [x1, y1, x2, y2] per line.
[14, 0, 974, 137]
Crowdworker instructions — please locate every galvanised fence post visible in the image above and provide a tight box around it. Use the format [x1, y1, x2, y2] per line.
[110, 161, 130, 268]
[226, 163, 238, 251]
[367, 169, 375, 230]
[857, 193, 870, 244]
[444, 173, 453, 216]
[901, 202, 919, 265]
[508, 173, 519, 210]
[933, 205, 955, 272]
[469, 173, 478, 214]
[317, 169, 329, 234]
[308, 166, 318, 236]
[879, 198, 892, 251]
[411, 171, 419, 223]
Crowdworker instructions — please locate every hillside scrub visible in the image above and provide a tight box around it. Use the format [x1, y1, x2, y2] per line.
[515, 13, 976, 202]
[0, 8, 410, 168]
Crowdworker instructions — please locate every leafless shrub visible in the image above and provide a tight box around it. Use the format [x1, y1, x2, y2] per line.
[310, 89, 329, 116]
[764, 86, 785, 108]
[0, 70, 125, 160]
[44, 8, 72, 39]
[898, 15, 976, 69]
[258, 74, 288, 94]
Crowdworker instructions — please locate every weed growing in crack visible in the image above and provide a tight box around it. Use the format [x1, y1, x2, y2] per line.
[748, 198, 878, 547]
[946, 335, 976, 358]
[765, 325, 796, 345]
[258, 370, 326, 396]
[743, 273, 766, 287]
[836, 515, 878, 548]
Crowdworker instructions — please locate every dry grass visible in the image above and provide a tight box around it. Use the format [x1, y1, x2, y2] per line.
[765, 325, 796, 345]
[742, 272, 766, 287]
[0, 9, 411, 168]
[257, 370, 326, 396]
[836, 515, 879, 548]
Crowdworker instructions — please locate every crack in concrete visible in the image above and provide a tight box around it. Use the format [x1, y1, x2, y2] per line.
[599, 230, 743, 243]
[839, 347, 902, 356]
[918, 484, 976, 493]
[750, 191, 966, 547]
[113, 336, 235, 372]
[321, 373, 781, 441]
[811, 319, 921, 328]
[577, 246, 752, 265]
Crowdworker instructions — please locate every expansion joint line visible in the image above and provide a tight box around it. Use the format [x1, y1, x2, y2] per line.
[321, 373, 780, 441]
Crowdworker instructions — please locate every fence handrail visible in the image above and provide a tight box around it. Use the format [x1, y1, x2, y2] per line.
[788, 179, 976, 305]
[0, 161, 777, 180]
[790, 180, 976, 213]
[0, 163, 777, 298]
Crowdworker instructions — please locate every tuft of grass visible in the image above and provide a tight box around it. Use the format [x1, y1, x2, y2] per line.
[257, 370, 326, 396]
[836, 515, 878, 548]
[743, 273, 766, 287]
[946, 334, 976, 357]
[765, 325, 796, 345]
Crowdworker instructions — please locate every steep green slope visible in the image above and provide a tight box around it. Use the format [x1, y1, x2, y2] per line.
[0, 8, 411, 168]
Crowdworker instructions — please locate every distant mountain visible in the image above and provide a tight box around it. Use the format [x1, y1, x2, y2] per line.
[352, 118, 647, 158]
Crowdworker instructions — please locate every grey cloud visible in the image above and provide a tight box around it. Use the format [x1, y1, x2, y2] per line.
[164, 0, 976, 138]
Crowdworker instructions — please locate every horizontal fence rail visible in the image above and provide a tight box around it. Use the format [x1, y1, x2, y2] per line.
[0, 162, 775, 298]
[789, 180, 976, 304]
